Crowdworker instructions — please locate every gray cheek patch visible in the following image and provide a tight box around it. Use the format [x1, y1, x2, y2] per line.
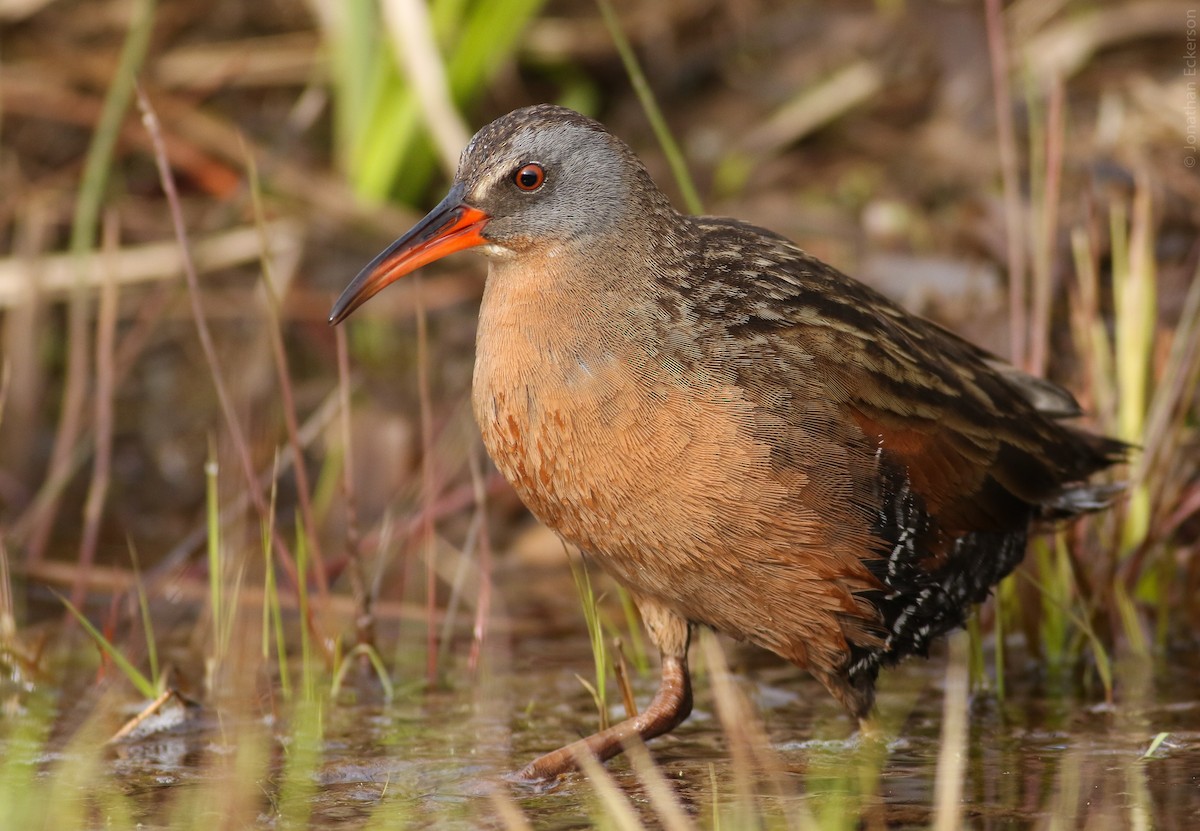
[455, 113, 647, 251]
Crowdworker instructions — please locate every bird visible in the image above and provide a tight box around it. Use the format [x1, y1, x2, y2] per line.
[329, 104, 1124, 782]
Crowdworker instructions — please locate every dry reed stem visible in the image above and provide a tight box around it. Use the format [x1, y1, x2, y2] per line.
[741, 59, 885, 156]
[0, 358, 9, 438]
[0, 221, 305, 307]
[1022, 1, 1194, 79]
[1027, 76, 1065, 378]
[697, 630, 812, 829]
[27, 0, 155, 567]
[153, 32, 320, 90]
[986, 0, 1029, 370]
[1120, 253, 1200, 584]
[4, 71, 416, 225]
[24, 238, 90, 565]
[932, 631, 969, 831]
[0, 530, 44, 676]
[0, 532, 14, 643]
[573, 744, 646, 831]
[19, 558, 492, 630]
[612, 639, 638, 719]
[413, 273, 440, 682]
[145, 437, 505, 602]
[439, 510, 481, 666]
[1067, 226, 1108, 421]
[265, 282, 329, 597]
[336, 324, 376, 648]
[73, 211, 120, 610]
[144, 386, 339, 581]
[485, 787, 535, 831]
[134, 85, 325, 648]
[0, 200, 51, 488]
[1131, 258, 1200, 489]
[1166, 486, 1200, 543]
[700, 633, 758, 811]
[1, 77, 241, 198]
[27, 286, 88, 564]
[467, 445, 493, 673]
[624, 739, 698, 831]
[104, 688, 177, 744]
[245, 142, 329, 605]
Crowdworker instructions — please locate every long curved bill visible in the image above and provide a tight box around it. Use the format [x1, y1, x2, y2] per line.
[329, 185, 490, 325]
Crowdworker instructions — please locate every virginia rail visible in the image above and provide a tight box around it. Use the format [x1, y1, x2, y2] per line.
[330, 105, 1124, 781]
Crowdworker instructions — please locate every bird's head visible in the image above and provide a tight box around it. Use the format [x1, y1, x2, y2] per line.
[329, 105, 663, 324]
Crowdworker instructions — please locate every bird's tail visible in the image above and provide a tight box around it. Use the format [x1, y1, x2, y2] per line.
[1040, 432, 1131, 519]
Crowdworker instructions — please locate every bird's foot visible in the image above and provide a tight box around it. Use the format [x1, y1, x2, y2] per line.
[507, 653, 693, 783]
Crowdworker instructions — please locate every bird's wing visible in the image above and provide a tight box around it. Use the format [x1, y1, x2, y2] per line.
[687, 217, 1120, 534]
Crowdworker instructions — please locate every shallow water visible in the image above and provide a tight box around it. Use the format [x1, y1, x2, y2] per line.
[81, 624, 1200, 830]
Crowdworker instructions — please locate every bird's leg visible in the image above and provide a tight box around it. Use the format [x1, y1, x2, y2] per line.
[514, 596, 692, 782]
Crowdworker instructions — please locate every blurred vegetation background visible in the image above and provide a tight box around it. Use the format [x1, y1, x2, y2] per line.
[0, 0, 1198, 826]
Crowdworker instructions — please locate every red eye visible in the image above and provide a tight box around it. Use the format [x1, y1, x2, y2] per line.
[514, 163, 545, 191]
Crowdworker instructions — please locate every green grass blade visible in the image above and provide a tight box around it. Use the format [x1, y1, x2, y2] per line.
[57, 592, 157, 699]
[596, 0, 703, 214]
[1111, 193, 1155, 554]
[126, 537, 160, 687]
[205, 441, 223, 674]
[331, 643, 395, 702]
[1142, 732, 1170, 759]
[69, 0, 156, 258]
[266, 541, 291, 702]
[615, 584, 649, 675]
[569, 553, 609, 729]
[296, 522, 316, 702]
[339, 0, 547, 201]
